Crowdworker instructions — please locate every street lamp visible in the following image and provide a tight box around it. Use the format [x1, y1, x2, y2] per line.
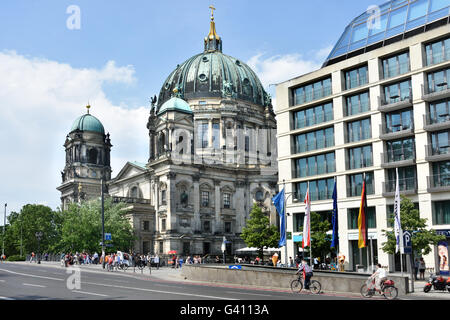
[101, 178, 106, 269]
[281, 180, 298, 268]
[2, 203, 6, 258]
[35, 231, 43, 264]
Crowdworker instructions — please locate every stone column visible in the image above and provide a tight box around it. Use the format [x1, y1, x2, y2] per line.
[214, 180, 221, 233]
[193, 174, 201, 232]
[166, 173, 176, 231]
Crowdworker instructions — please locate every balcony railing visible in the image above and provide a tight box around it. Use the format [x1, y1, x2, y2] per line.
[383, 61, 410, 79]
[425, 143, 450, 161]
[293, 110, 334, 130]
[294, 86, 332, 106]
[347, 184, 375, 198]
[378, 90, 413, 112]
[422, 80, 450, 102]
[423, 113, 450, 131]
[427, 174, 450, 192]
[379, 123, 414, 140]
[381, 148, 416, 168]
[112, 196, 151, 205]
[383, 177, 417, 195]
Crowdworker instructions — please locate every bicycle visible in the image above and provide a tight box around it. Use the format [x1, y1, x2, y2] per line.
[290, 273, 321, 294]
[360, 278, 398, 300]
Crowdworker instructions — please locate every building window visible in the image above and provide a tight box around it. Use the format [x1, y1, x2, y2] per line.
[201, 191, 210, 207]
[347, 145, 373, 170]
[295, 152, 335, 178]
[203, 242, 211, 255]
[295, 178, 335, 202]
[345, 91, 370, 116]
[161, 219, 166, 232]
[159, 241, 164, 254]
[346, 118, 371, 143]
[431, 131, 450, 156]
[293, 213, 305, 232]
[143, 221, 150, 231]
[203, 220, 211, 233]
[384, 108, 413, 133]
[223, 193, 231, 209]
[293, 77, 332, 105]
[348, 207, 376, 229]
[386, 166, 417, 193]
[347, 172, 374, 197]
[293, 102, 333, 129]
[433, 201, 450, 225]
[212, 122, 220, 149]
[431, 161, 450, 188]
[161, 190, 167, 206]
[382, 79, 412, 104]
[197, 122, 209, 148]
[427, 66, 450, 94]
[294, 127, 334, 154]
[425, 36, 450, 66]
[130, 186, 139, 198]
[225, 222, 232, 233]
[429, 99, 450, 125]
[344, 65, 368, 90]
[382, 52, 410, 79]
[183, 242, 190, 255]
[385, 138, 415, 163]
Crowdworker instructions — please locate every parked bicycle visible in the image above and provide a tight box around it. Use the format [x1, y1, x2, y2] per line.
[360, 278, 398, 300]
[290, 273, 321, 294]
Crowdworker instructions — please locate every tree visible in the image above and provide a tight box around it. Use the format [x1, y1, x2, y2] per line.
[308, 211, 332, 262]
[240, 203, 280, 261]
[58, 198, 135, 253]
[381, 196, 445, 257]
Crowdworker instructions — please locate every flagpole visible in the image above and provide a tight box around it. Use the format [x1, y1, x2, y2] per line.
[308, 181, 312, 269]
[283, 180, 288, 267]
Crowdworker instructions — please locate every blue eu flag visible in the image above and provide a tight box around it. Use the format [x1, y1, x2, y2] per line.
[331, 180, 339, 249]
[272, 188, 286, 247]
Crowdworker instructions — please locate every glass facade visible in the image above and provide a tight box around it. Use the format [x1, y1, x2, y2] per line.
[386, 166, 417, 192]
[347, 172, 375, 197]
[429, 98, 450, 124]
[293, 102, 333, 129]
[347, 145, 373, 170]
[293, 77, 332, 105]
[294, 127, 334, 154]
[431, 161, 450, 187]
[383, 79, 412, 104]
[385, 138, 415, 162]
[425, 35, 450, 66]
[295, 178, 335, 202]
[384, 108, 414, 133]
[433, 200, 450, 225]
[346, 118, 371, 143]
[348, 207, 376, 229]
[325, 0, 450, 65]
[431, 131, 450, 155]
[382, 52, 410, 78]
[346, 91, 370, 116]
[344, 65, 368, 90]
[427, 66, 450, 94]
[295, 152, 336, 178]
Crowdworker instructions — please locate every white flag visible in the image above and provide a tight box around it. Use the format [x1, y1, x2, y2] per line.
[302, 186, 311, 249]
[394, 168, 404, 254]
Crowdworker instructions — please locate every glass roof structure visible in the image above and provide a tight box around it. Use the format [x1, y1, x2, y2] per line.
[323, 0, 450, 66]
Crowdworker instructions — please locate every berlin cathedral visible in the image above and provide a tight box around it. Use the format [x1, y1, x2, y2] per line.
[57, 8, 279, 257]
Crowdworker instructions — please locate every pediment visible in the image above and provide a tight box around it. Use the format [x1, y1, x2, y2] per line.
[113, 162, 147, 181]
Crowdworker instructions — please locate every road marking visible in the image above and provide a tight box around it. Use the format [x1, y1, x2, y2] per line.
[72, 290, 108, 297]
[226, 291, 274, 297]
[0, 268, 63, 281]
[0, 297, 14, 300]
[23, 283, 47, 288]
[0, 280, 5, 282]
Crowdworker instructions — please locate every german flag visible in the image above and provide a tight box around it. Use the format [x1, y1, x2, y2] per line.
[358, 176, 368, 249]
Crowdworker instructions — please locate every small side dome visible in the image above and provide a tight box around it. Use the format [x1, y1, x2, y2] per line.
[70, 114, 105, 134]
[157, 97, 192, 116]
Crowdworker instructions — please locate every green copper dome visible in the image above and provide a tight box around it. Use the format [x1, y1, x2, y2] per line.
[70, 113, 105, 134]
[157, 97, 192, 116]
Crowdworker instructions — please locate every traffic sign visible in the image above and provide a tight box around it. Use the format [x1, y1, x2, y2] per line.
[105, 233, 112, 241]
[229, 265, 242, 270]
[403, 231, 412, 254]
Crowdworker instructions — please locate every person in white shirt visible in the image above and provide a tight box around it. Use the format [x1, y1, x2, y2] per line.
[369, 264, 387, 291]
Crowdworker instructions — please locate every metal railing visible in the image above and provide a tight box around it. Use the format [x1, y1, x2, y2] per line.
[112, 196, 151, 205]
[423, 79, 450, 96]
[379, 123, 414, 136]
[428, 174, 450, 189]
[293, 110, 334, 130]
[383, 177, 417, 194]
[425, 143, 450, 158]
[381, 148, 416, 164]
[294, 86, 332, 106]
[379, 89, 412, 107]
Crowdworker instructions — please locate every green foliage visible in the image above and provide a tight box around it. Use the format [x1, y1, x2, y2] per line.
[6, 255, 26, 262]
[308, 211, 332, 260]
[381, 196, 445, 256]
[241, 203, 280, 260]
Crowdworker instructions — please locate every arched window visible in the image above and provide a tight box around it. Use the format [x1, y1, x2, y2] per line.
[88, 148, 98, 164]
[130, 186, 139, 198]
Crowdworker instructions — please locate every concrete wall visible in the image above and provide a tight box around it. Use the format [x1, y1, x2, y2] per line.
[181, 265, 410, 295]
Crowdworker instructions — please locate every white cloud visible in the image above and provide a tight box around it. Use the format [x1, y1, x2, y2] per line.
[0, 51, 148, 215]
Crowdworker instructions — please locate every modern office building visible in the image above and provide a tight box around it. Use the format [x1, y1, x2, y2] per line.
[275, 0, 450, 273]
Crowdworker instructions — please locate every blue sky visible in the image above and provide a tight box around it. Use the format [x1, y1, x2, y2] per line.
[0, 0, 384, 218]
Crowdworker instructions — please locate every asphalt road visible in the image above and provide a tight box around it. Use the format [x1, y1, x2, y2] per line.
[0, 262, 435, 301]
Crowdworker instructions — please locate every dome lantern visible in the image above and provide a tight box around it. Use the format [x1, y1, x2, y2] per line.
[204, 5, 222, 53]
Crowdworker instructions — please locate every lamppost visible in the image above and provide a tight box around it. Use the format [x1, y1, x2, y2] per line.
[2, 203, 6, 258]
[101, 178, 106, 269]
[281, 180, 298, 267]
[221, 236, 227, 265]
[35, 231, 43, 264]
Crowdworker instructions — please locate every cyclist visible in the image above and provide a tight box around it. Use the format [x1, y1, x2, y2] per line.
[368, 263, 387, 292]
[296, 259, 313, 289]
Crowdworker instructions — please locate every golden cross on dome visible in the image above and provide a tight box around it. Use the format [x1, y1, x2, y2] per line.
[86, 103, 91, 114]
[209, 5, 216, 20]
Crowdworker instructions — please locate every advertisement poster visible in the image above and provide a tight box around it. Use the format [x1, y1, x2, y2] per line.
[438, 241, 449, 276]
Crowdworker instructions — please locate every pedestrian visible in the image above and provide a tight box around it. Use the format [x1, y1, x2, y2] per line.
[414, 258, 419, 280]
[289, 257, 294, 268]
[30, 252, 35, 263]
[272, 253, 278, 267]
[419, 258, 426, 280]
[154, 254, 160, 269]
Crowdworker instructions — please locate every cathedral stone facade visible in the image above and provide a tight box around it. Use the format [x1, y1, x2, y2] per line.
[58, 10, 279, 258]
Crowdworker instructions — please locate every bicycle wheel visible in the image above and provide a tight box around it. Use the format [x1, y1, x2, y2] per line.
[290, 279, 303, 293]
[360, 284, 373, 298]
[383, 286, 398, 300]
[309, 280, 321, 294]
